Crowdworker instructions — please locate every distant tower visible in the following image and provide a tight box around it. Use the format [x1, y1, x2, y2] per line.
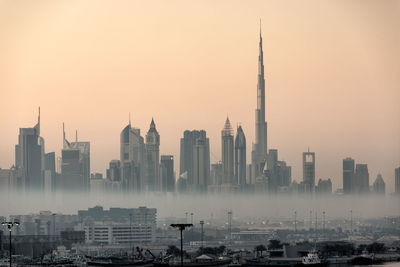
[159, 155, 174, 192]
[343, 157, 355, 194]
[395, 167, 400, 195]
[372, 174, 385, 195]
[355, 164, 369, 194]
[180, 130, 210, 192]
[251, 21, 268, 180]
[235, 125, 246, 188]
[222, 117, 234, 186]
[302, 149, 315, 193]
[145, 118, 160, 191]
[15, 107, 44, 192]
[120, 121, 145, 192]
[62, 124, 90, 192]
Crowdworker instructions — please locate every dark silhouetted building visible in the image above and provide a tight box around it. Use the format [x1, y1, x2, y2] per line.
[343, 157, 355, 194]
[61, 124, 90, 192]
[145, 118, 160, 191]
[354, 164, 369, 194]
[302, 149, 315, 193]
[15, 108, 44, 192]
[179, 130, 210, 192]
[252, 24, 268, 183]
[316, 178, 332, 194]
[221, 117, 235, 190]
[372, 174, 385, 195]
[120, 122, 145, 192]
[235, 125, 246, 188]
[159, 155, 174, 192]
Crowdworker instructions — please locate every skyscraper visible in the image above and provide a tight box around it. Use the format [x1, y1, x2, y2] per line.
[222, 117, 234, 187]
[145, 118, 160, 191]
[120, 121, 145, 192]
[354, 164, 369, 194]
[372, 174, 385, 195]
[192, 137, 210, 192]
[343, 157, 355, 194]
[235, 125, 246, 188]
[159, 155, 174, 192]
[302, 149, 315, 193]
[395, 167, 400, 195]
[62, 124, 90, 192]
[179, 130, 210, 191]
[44, 152, 56, 192]
[252, 23, 268, 181]
[15, 108, 44, 192]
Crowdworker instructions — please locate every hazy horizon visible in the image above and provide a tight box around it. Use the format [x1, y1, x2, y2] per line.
[1, 0, 399, 191]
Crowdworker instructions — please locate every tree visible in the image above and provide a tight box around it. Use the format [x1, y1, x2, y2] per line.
[255, 245, 267, 257]
[366, 242, 385, 253]
[166, 245, 180, 257]
[268, 240, 283, 250]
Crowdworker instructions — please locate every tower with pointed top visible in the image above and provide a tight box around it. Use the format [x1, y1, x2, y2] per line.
[62, 123, 90, 192]
[221, 117, 235, 187]
[15, 107, 45, 192]
[120, 120, 145, 193]
[252, 22, 268, 183]
[145, 118, 160, 191]
[235, 125, 246, 188]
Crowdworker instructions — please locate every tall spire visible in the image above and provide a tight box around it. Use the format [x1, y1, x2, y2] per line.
[129, 112, 131, 126]
[252, 21, 268, 178]
[76, 130, 78, 142]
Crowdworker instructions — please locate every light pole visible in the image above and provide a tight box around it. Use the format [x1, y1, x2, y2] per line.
[294, 211, 297, 233]
[171, 224, 193, 267]
[2, 221, 20, 267]
[228, 211, 232, 245]
[52, 213, 56, 238]
[323, 211, 326, 240]
[199, 220, 204, 248]
[350, 209, 353, 238]
[129, 213, 133, 253]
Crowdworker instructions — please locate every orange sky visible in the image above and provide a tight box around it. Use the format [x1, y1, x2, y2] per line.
[0, 0, 399, 191]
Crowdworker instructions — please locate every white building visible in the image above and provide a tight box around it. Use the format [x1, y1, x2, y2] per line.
[75, 221, 155, 244]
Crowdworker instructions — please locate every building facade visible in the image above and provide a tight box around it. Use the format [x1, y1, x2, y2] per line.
[15, 108, 44, 192]
[342, 157, 355, 194]
[159, 155, 174, 192]
[251, 26, 268, 182]
[302, 150, 315, 193]
[235, 125, 246, 188]
[145, 119, 160, 191]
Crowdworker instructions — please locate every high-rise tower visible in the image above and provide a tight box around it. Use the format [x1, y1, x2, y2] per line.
[145, 118, 160, 191]
[235, 125, 246, 188]
[252, 22, 268, 180]
[222, 117, 234, 186]
[15, 107, 45, 192]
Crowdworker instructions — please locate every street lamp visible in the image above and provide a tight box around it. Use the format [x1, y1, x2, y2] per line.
[170, 224, 193, 267]
[2, 221, 20, 267]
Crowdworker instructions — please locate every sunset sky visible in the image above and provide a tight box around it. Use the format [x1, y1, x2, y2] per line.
[0, 0, 399, 191]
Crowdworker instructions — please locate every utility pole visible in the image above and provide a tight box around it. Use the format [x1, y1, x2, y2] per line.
[309, 210, 312, 231]
[171, 224, 193, 267]
[52, 213, 56, 238]
[323, 211, 326, 240]
[200, 220, 204, 248]
[350, 209, 353, 238]
[129, 213, 133, 253]
[2, 221, 20, 267]
[294, 211, 297, 233]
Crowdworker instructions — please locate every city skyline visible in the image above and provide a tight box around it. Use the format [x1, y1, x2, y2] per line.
[0, 1, 399, 191]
